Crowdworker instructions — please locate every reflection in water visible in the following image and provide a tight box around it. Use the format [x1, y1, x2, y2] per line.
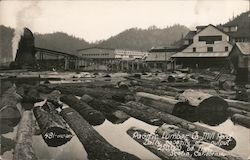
[94, 118, 160, 160]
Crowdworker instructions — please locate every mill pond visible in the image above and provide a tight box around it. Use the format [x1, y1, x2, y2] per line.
[1, 71, 250, 160]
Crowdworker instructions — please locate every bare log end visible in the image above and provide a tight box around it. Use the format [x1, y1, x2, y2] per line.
[42, 127, 73, 147]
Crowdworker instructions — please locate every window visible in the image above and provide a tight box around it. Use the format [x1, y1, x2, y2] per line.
[225, 46, 228, 51]
[207, 47, 213, 52]
[199, 36, 222, 44]
[193, 47, 196, 52]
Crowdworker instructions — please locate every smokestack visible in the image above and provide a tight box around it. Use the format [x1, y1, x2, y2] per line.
[11, 1, 41, 61]
[10, 28, 36, 69]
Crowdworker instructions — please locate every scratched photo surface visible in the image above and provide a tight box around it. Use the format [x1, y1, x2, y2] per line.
[0, 0, 249, 160]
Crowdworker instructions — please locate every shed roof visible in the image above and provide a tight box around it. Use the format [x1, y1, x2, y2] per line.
[172, 52, 230, 58]
[236, 42, 250, 55]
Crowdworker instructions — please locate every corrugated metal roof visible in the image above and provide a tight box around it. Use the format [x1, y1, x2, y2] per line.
[172, 52, 230, 58]
[236, 42, 250, 55]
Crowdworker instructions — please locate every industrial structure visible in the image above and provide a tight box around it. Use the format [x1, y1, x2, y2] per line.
[75, 47, 148, 71]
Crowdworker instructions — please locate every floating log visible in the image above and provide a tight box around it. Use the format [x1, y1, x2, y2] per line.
[118, 103, 164, 126]
[136, 92, 193, 116]
[166, 82, 212, 89]
[132, 86, 177, 97]
[0, 86, 22, 128]
[33, 101, 73, 147]
[60, 107, 140, 160]
[156, 124, 243, 160]
[177, 89, 228, 114]
[225, 99, 250, 112]
[53, 85, 131, 102]
[123, 101, 236, 150]
[127, 127, 194, 160]
[80, 94, 130, 124]
[13, 111, 38, 160]
[60, 95, 105, 125]
[231, 114, 250, 129]
[227, 107, 250, 117]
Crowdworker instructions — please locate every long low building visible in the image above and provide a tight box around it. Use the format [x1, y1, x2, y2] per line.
[75, 47, 148, 71]
[76, 47, 148, 60]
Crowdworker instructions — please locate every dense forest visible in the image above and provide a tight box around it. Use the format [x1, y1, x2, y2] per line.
[0, 11, 249, 64]
[97, 25, 189, 51]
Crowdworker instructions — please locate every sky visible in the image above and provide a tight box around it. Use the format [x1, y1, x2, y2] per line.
[0, 0, 249, 42]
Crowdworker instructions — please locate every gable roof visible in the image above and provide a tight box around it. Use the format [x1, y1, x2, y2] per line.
[236, 42, 250, 55]
[196, 24, 229, 36]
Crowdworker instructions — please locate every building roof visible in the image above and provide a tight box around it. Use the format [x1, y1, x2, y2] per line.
[184, 31, 196, 40]
[76, 46, 115, 52]
[236, 42, 250, 55]
[149, 46, 181, 52]
[35, 47, 79, 58]
[172, 52, 230, 58]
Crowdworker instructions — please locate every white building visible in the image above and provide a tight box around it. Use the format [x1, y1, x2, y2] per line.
[172, 24, 233, 68]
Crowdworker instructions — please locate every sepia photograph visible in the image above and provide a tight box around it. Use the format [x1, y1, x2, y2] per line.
[0, 0, 249, 160]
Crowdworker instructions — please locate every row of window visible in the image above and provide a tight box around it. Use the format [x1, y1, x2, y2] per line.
[82, 53, 110, 57]
[192, 46, 228, 52]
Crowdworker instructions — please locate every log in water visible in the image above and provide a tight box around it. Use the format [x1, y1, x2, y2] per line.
[156, 124, 243, 160]
[61, 107, 141, 160]
[123, 101, 236, 150]
[81, 94, 130, 124]
[60, 94, 105, 126]
[231, 114, 250, 129]
[33, 101, 73, 147]
[13, 111, 38, 160]
[127, 127, 194, 160]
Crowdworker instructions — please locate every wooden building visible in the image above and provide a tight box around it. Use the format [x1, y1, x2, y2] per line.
[172, 24, 233, 69]
[146, 47, 180, 71]
[35, 47, 81, 70]
[230, 42, 250, 84]
[75, 47, 148, 71]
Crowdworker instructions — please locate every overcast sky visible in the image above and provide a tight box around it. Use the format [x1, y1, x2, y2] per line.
[0, 0, 249, 42]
